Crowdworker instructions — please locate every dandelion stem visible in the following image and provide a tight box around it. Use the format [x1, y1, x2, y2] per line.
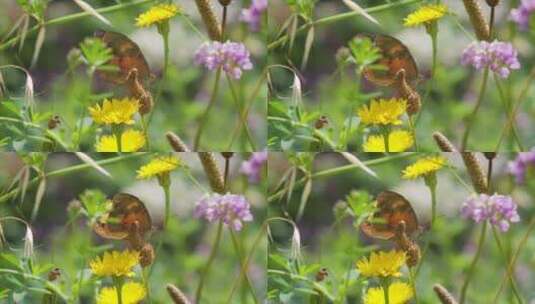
[459, 221, 487, 304]
[461, 68, 490, 151]
[195, 220, 224, 302]
[162, 182, 171, 230]
[194, 68, 223, 150]
[382, 279, 390, 304]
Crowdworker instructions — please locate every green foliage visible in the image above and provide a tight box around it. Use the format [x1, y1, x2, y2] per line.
[79, 38, 115, 76]
[16, 0, 48, 20]
[347, 37, 382, 72]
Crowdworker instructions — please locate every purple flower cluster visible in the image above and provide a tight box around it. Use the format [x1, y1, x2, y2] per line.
[240, 152, 267, 183]
[194, 41, 253, 79]
[510, 0, 535, 31]
[194, 193, 253, 231]
[461, 40, 521, 78]
[508, 150, 535, 184]
[241, 0, 268, 31]
[461, 194, 520, 232]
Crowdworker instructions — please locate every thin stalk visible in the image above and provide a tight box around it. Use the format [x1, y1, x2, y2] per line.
[0, 153, 147, 202]
[268, 153, 413, 202]
[0, 0, 156, 51]
[459, 221, 487, 304]
[194, 68, 223, 150]
[494, 218, 535, 302]
[113, 277, 124, 304]
[461, 68, 490, 151]
[225, 75, 256, 150]
[382, 279, 390, 304]
[409, 268, 419, 304]
[494, 75, 524, 151]
[267, 0, 423, 50]
[223, 156, 230, 190]
[428, 178, 438, 228]
[163, 184, 171, 229]
[491, 226, 523, 304]
[229, 230, 259, 304]
[195, 220, 224, 302]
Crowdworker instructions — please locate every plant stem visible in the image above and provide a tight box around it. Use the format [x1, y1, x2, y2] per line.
[195, 220, 224, 302]
[491, 226, 523, 303]
[229, 229, 259, 304]
[459, 221, 487, 304]
[267, 0, 423, 50]
[163, 183, 171, 229]
[194, 68, 223, 150]
[461, 68, 490, 151]
[225, 75, 256, 150]
[425, 174, 438, 228]
[0, 153, 147, 204]
[382, 279, 390, 304]
[0, 0, 156, 51]
[113, 277, 124, 304]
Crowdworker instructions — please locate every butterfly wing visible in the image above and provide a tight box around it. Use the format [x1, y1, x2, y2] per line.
[363, 35, 418, 87]
[93, 193, 152, 240]
[360, 191, 418, 240]
[94, 31, 151, 84]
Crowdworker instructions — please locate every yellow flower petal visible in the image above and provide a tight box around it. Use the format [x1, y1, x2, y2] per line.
[90, 250, 140, 277]
[364, 281, 414, 304]
[358, 98, 407, 126]
[356, 250, 407, 278]
[402, 156, 447, 179]
[404, 4, 447, 27]
[89, 98, 140, 125]
[136, 156, 181, 179]
[363, 130, 414, 152]
[97, 282, 146, 304]
[136, 4, 181, 27]
[95, 129, 146, 152]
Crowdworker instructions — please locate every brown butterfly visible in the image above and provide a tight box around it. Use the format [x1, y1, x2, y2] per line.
[361, 191, 421, 267]
[358, 34, 421, 115]
[360, 34, 419, 87]
[360, 190, 419, 240]
[94, 31, 154, 114]
[94, 31, 151, 84]
[93, 193, 152, 243]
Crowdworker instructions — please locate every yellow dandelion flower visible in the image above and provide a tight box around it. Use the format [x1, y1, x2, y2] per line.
[402, 156, 447, 179]
[404, 4, 448, 27]
[356, 250, 406, 278]
[136, 4, 181, 27]
[358, 98, 407, 126]
[90, 250, 140, 277]
[136, 156, 181, 179]
[364, 281, 414, 304]
[363, 130, 414, 152]
[89, 98, 140, 125]
[97, 281, 147, 304]
[96, 129, 146, 152]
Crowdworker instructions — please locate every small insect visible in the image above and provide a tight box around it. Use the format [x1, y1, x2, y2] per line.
[314, 115, 329, 129]
[93, 193, 155, 267]
[48, 268, 61, 281]
[360, 191, 419, 240]
[315, 268, 329, 282]
[47, 115, 61, 130]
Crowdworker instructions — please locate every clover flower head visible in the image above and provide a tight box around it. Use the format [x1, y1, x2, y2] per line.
[240, 152, 267, 183]
[461, 40, 521, 78]
[461, 193, 520, 232]
[510, 0, 535, 31]
[194, 193, 253, 231]
[195, 41, 253, 79]
[241, 0, 268, 31]
[508, 150, 535, 184]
